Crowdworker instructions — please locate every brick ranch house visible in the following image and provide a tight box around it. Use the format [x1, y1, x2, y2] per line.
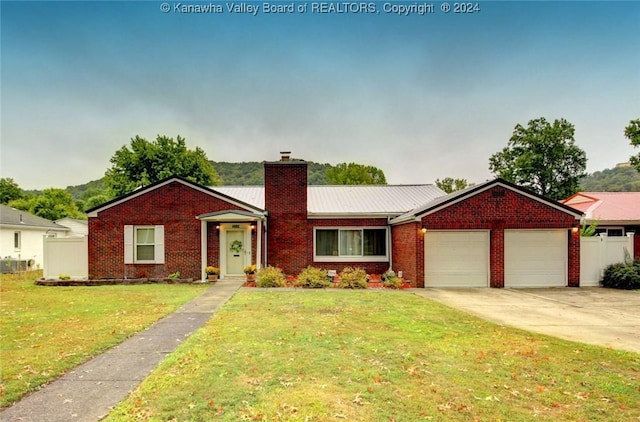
[87, 153, 583, 288]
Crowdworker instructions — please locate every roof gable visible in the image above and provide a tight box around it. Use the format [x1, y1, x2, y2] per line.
[85, 176, 264, 217]
[562, 192, 640, 223]
[391, 179, 583, 224]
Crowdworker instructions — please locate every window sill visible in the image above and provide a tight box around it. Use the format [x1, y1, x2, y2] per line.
[314, 256, 388, 263]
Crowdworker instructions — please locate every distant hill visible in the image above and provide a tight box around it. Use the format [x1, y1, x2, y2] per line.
[60, 161, 337, 199]
[212, 161, 334, 185]
[580, 164, 640, 192]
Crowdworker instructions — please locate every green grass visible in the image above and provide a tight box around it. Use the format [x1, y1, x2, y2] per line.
[0, 271, 208, 407]
[107, 290, 640, 421]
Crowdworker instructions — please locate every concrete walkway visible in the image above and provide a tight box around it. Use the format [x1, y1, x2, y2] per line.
[411, 287, 640, 354]
[1, 279, 244, 422]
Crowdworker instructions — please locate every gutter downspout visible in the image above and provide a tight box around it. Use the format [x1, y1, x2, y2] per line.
[263, 216, 268, 268]
[387, 216, 393, 271]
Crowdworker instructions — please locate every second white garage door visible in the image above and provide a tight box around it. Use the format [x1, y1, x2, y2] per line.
[504, 230, 567, 288]
[424, 231, 489, 287]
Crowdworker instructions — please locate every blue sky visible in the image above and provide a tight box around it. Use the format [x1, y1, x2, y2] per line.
[2, 1, 639, 190]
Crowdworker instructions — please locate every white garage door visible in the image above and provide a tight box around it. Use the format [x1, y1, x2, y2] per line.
[504, 230, 567, 288]
[424, 231, 489, 287]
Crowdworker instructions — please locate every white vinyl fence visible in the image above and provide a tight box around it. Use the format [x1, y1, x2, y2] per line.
[43, 236, 88, 279]
[580, 233, 634, 287]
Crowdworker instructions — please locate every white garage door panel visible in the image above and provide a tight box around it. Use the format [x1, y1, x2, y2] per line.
[505, 230, 567, 287]
[425, 231, 489, 287]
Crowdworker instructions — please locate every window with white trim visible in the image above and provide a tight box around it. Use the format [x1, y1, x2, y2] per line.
[595, 227, 625, 237]
[124, 225, 165, 264]
[135, 227, 155, 261]
[14, 231, 21, 250]
[314, 228, 387, 261]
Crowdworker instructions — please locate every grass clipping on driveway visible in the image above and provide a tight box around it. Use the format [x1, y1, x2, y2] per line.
[108, 290, 640, 421]
[0, 271, 208, 407]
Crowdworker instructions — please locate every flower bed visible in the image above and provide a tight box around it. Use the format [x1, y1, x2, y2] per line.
[243, 273, 413, 289]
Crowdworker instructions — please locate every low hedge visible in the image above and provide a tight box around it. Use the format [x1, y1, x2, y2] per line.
[256, 266, 286, 287]
[294, 266, 331, 288]
[601, 259, 640, 290]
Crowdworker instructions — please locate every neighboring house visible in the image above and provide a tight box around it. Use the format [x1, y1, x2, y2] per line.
[54, 217, 89, 237]
[87, 153, 583, 287]
[562, 192, 640, 258]
[0, 204, 69, 272]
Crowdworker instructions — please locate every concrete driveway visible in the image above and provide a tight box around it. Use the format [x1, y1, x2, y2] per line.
[412, 287, 640, 354]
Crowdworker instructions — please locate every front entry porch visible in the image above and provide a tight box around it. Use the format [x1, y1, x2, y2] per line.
[197, 210, 265, 280]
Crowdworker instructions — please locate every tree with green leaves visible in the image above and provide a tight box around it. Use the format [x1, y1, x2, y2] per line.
[8, 188, 84, 220]
[0, 178, 24, 204]
[104, 135, 221, 197]
[435, 177, 470, 194]
[489, 117, 587, 200]
[626, 119, 640, 172]
[325, 163, 387, 185]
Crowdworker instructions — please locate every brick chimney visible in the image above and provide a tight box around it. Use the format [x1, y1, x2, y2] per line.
[264, 152, 308, 274]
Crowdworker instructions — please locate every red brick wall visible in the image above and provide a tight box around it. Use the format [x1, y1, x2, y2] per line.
[490, 227, 505, 288]
[415, 185, 580, 288]
[206, 222, 220, 268]
[88, 181, 252, 280]
[309, 218, 390, 276]
[391, 222, 421, 287]
[568, 228, 580, 287]
[264, 161, 308, 274]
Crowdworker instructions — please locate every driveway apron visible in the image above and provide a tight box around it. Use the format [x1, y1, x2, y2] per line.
[1, 279, 244, 422]
[412, 287, 640, 354]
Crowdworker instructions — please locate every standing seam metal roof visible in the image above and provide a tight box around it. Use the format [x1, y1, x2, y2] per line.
[212, 185, 446, 215]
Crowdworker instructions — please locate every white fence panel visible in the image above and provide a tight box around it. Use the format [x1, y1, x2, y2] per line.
[43, 236, 88, 279]
[580, 234, 634, 287]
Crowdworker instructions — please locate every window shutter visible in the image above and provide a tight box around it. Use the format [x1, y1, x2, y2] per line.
[154, 225, 165, 264]
[124, 225, 134, 264]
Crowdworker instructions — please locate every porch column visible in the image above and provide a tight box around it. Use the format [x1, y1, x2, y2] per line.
[200, 220, 207, 281]
[256, 220, 262, 270]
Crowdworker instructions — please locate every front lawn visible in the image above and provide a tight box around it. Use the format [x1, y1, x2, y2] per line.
[107, 290, 640, 421]
[0, 271, 208, 407]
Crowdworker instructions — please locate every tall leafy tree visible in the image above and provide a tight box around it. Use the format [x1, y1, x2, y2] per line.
[105, 135, 221, 197]
[435, 177, 470, 193]
[489, 117, 587, 200]
[8, 188, 84, 220]
[0, 178, 24, 204]
[626, 119, 640, 172]
[325, 163, 387, 185]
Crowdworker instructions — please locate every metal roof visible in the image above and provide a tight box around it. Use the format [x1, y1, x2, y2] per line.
[0, 204, 70, 230]
[563, 192, 640, 223]
[213, 185, 446, 216]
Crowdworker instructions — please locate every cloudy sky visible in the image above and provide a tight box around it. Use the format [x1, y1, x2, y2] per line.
[1, 1, 639, 190]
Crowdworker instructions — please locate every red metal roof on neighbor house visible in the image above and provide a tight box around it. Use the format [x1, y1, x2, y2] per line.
[562, 192, 640, 223]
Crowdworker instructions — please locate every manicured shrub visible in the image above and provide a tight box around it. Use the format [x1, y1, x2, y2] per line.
[337, 267, 368, 289]
[381, 270, 401, 288]
[294, 266, 330, 288]
[601, 260, 640, 290]
[382, 276, 402, 289]
[256, 266, 286, 288]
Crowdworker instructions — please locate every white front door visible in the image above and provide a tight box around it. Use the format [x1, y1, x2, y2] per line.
[226, 230, 245, 275]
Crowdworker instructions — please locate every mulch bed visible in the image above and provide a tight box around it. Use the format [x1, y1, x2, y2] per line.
[35, 277, 196, 286]
[242, 279, 413, 289]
